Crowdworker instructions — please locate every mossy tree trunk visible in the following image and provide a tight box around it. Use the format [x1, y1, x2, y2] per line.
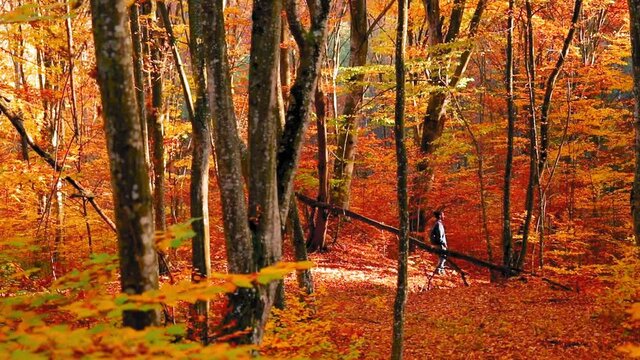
[89, 0, 159, 329]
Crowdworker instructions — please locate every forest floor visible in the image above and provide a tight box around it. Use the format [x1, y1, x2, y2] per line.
[262, 229, 640, 359]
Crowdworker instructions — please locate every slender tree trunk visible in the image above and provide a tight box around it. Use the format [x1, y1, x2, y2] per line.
[332, 0, 368, 209]
[517, 0, 539, 270]
[308, 87, 330, 252]
[158, 1, 195, 121]
[391, 0, 408, 356]
[149, 10, 167, 232]
[629, 0, 640, 246]
[89, 0, 159, 329]
[129, 4, 150, 167]
[187, 0, 211, 344]
[536, 0, 582, 266]
[65, 1, 79, 137]
[290, 197, 313, 293]
[503, 0, 515, 271]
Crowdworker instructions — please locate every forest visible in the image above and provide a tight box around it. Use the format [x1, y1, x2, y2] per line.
[1, 0, 640, 358]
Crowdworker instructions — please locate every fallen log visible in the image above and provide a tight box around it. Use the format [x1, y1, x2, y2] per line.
[296, 193, 573, 290]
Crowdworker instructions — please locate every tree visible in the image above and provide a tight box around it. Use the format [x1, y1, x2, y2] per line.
[391, 0, 409, 357]
[332, 0, 368, 210]
[187, 0, 211, 343]
[503, 0, 516, 271]
[629, 0, 640, 246]
[89, 0, 158, 329]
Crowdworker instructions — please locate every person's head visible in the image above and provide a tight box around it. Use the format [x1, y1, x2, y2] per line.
[434, 211, 444, 221]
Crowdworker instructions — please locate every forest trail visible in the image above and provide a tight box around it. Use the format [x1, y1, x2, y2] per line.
[271, 232, 638, 359]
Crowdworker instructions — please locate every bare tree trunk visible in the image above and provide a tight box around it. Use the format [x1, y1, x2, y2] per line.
[536, 0, 582, 267]
[129, 4, 150, 167]
[158, 0, 195, 121]
[202, 0, 256, 344]
[391, 0, 408, 356]
[277, 0, 331, 223]
[148, 7, 167, 232]
[332, 0, 368, 209]
[502, 0, 515, 271]
[308, 87, 330, 252]
[290, 197, 313, 293]
[187, 0, 211, 344]
[89, 0, 159, 329]
[517, 0, 539, 270]
[629, 0, 640, 246]
[65, 1, 79, 137]
[247, 0, 283, 344]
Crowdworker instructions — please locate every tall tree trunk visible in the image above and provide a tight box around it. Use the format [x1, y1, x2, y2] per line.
[129, 4, 150, 167]
[65, 1, 79, 137]
[149, 9, 167, 232]
[502, 0, 515, 271]
[277, 0, 331, 224]
[89, 0, 159, 329]
[332, 0, 368, 209]
[202, 0, 256, 344]
[412, 0, 487, 234]
[391, 0, 409, 356]
[187, 0, 211, 344]
[517, 0, 539, 270]
[247, 0, 283, 344]
[537, 0, 582, 268]
[629, 0, 640, 246]
[158, 1, 195, 121]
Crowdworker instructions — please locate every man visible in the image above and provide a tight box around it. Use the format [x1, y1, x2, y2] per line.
[430, 211, 447, 274]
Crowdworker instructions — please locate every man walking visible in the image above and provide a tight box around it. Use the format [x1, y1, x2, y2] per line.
[430, 211, 447, 274]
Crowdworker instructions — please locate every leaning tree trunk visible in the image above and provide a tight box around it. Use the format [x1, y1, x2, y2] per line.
[502, 0, 516, 271]
[391, 0, 408, 357]
[331, 0, 368, 209]
[628, 0, 640, 246]
[536, 0, 583, 268]
[89, 0, 159, 329]
[277, 0, 331, 224]
[187, 0, 211, 344]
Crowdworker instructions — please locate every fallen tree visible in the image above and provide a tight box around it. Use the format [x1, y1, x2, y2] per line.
[296, 193, 572, 291]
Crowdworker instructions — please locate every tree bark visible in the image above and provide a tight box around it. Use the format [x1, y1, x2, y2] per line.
[247, 0, 283, 344]
[503, 0, 516, 271]
[517, 0, 539, 270]
[202, 0, 256, 343]
[391, 0, 408, 356]
[129, 4, 150, 167]
[308, 87, 330, 252]
[629, 0, 640, 246]
[332, 0, 368, 209]
[89, 0, 159, 329]
[277, 0, 331, 224]
[187, 0, 211, 344]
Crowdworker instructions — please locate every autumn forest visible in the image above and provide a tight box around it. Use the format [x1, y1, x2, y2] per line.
[1, 0, 640, 358]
